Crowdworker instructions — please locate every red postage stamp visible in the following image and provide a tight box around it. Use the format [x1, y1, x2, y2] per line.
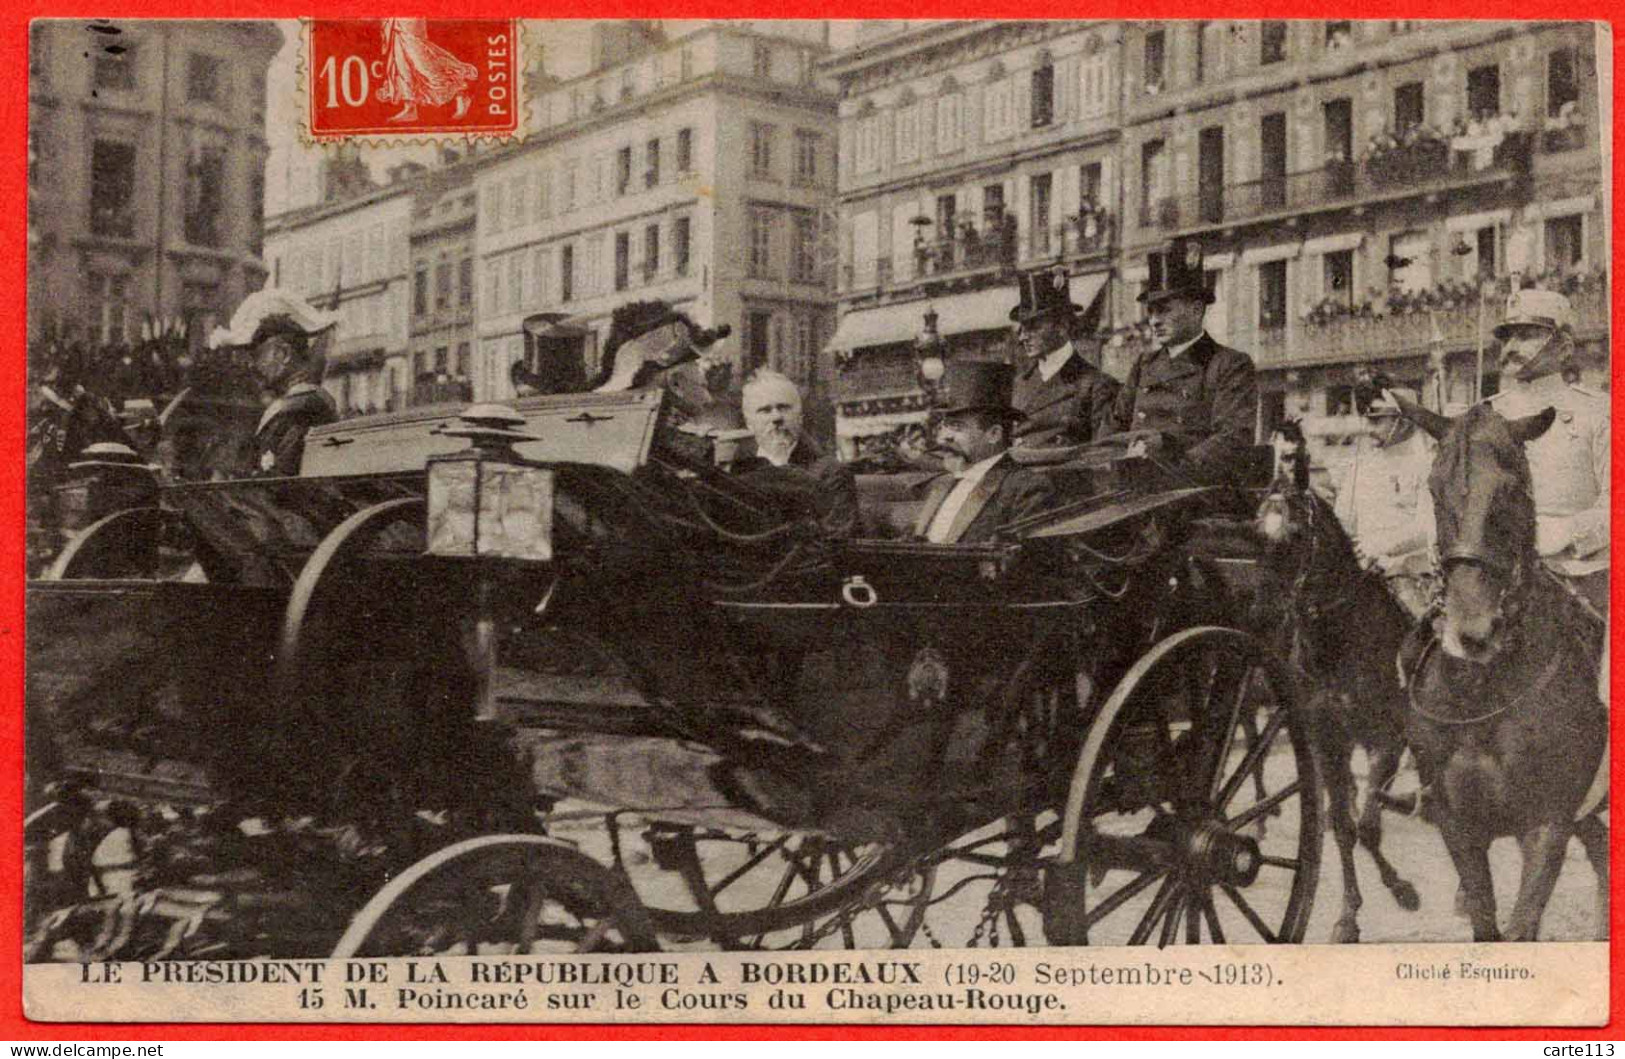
[305, 18, 523, 139]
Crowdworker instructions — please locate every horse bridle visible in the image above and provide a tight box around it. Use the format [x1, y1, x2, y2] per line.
[1263, 485, 1361, 680]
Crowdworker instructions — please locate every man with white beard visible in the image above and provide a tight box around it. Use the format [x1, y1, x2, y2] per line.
[730, 369, 858, 538]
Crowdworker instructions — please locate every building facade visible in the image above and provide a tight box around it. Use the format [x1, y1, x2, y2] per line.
[264, 177, 414, 415]
[471, 23, 840, 404]
[821, 21, 1125, 465]
[1114, 20, 1607, 473]
[28, 20, 283, 350]
[407, 163, 479, 406]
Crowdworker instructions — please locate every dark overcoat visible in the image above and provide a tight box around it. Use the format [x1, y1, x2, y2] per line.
[1109, 333, 1257, 485]
[911, 455, 1055, 544]
[1012, 349, 1122, 448]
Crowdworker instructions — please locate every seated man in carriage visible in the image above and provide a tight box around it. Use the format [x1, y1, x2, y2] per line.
[729, 369, 859, 539]
[1009, 265, 1120, 450]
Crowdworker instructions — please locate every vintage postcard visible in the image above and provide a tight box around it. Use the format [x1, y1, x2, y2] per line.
[18, 16, 1613, 1031]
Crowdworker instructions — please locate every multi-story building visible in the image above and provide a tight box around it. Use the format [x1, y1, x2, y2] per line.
[821, 21, 1125, 463]
[264, 164, 414, 415]
[407, 162, 479, 406]
[28, 20, 283, 350]
[1115, 20, 1607, 469]
[471, 22, 840, 404]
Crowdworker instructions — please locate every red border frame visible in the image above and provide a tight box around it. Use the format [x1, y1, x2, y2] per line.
[4, 0, 1621, 1041]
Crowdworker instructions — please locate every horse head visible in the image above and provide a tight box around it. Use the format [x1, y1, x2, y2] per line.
[1395, 394, 1554, 664]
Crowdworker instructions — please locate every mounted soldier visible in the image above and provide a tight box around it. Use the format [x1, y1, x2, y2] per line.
[1334, 381, 1435, 619]
[1008, 265, 1119, 449]
[1107, 237, 1258, 487]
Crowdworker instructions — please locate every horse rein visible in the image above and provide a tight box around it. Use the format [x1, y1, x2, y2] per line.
[1404, 629, 1566, 726]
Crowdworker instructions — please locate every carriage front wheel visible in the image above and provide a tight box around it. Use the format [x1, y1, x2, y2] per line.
[332, 835, 659, 957]
[1049, 627, 1319, 946]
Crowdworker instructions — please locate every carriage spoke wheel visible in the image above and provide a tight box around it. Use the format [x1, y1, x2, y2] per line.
[631, 826, 929, 950]
[332, 835, 658, 957]
[1053, 627, 1319, 946]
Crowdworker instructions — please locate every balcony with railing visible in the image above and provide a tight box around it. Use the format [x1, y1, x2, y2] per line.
[1141, 132, 1534, 235]
[841, 213, 1114, 294]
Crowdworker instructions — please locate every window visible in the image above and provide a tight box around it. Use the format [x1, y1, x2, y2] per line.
[435, 261, 452, 311]
[1324, 21, 1352, 51]
[1143, 30, 1165, 91]
[1260, 21, 1287, 65]
[413, 267, 429, 316]
[676, 127, 693, 173]
[183, 144, 225, 247]
[86, 273, 130, 343]
[506, 254, 523, 312]
[680, 47, 693, 81]
[748, 209, 774, 278]
[616, 146, 632, 196]
[1079, 161, 1103, 212]
[435, 347, 449, 373]
[1258, 259, 1288, 331]
[1325, 384, 1354, 418]
[853, 116, 880, 174]
[531, 247, 548, 302]
[1323, 250, 1354, 309]
[1030, 173, 1052, 256]
[620, 67, 634, 101]
[29, 24, 47, 82]
[751, 122, 775, 178]
[94, 44, 136, 91]
[984, 77, 1016, 141]
[674, 216, 691, 275]
[1390, 20, 1417, 34]
[1259, 112, 1288, 208]
[791, 213, 816, 282]
[745, 310, 772, 369]
[456, 342, 470, 379]
[1548, 48, 1580, 118]
[645, 138, 660, 187]
[794, 130, 820, 186]
[1467, 64, 1501, 121]
[561, 244, 574, 302]
[458, 257, 473, 306]
[1394, 81, 1425, 134]
[1139, 138, 1167, 223]
[89, 140, 136, 238]
[186, 53, 223, 103]
[1544, 214, 1584, 270]
[895, 104, 921, 164]
[562, 161, 578, 211]
[536, 169, 551, 217]
[1031, 62, 1054, 127]
[936, 92, 964, 153]
[754, 42, 772, 79]
[510, 175, 528, 227]
[614, 231, 630, 290]
[644, 225, 660, 279]
[1078, 52, 1111, 119]
[1194, 22, 1207, 84]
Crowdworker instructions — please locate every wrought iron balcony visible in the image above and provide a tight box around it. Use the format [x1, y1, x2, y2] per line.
[841, 216, 1115, 294]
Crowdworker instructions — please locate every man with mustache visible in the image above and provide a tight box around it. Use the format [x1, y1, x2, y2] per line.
[731, 369, 858, 538]
[1108, 237, 1258, 486]
[914, 361, 1054, 545]
[1009, 265, 1119, 448]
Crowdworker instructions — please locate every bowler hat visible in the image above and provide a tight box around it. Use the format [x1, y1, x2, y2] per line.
[1138, 237, 1215, 307]
[1010, 265, 1081, 323]
[937, 361, 1024, 419]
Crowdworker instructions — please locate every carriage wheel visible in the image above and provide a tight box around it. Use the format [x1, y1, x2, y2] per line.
[1052, 626, 1319, 946]
[630, 826, 930, 950]
[42, 508, 166, 581]
[331, 835, 658, 957]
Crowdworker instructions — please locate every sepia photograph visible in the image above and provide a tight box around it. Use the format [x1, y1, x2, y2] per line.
[18, 16, 1613, 1026]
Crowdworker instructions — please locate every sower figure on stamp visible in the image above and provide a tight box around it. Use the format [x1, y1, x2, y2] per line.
[1008, 265, 1120, 449]
[208, 290, 339, 479]
[378, 18, 478, 123]
[914, 361, 1055, 545]
[1334, 381, 1436, 620]
[1107, 237, 1259, 487]
[1486, 287, 1609, 616]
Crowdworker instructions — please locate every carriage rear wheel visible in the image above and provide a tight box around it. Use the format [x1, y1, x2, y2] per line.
[1051, 627, 1319, 946]
[332, 835, 658, 957]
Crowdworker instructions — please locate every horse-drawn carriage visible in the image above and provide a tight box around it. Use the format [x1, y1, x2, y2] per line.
[25, 310, 1326, 959]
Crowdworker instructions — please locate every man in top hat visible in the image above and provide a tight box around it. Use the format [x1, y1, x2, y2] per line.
[1333, 381, 1436, 619]
[1009, 265, 1120, 449]
[210, 290, 340, 478]
[1486, 287, 1608, 613]
[730, 369, 859, 539]
[1108, 237, 1258, 486]
[914, 361, 1055, 545]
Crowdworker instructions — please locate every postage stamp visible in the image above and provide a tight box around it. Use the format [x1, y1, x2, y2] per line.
[305, 19, 523, 140]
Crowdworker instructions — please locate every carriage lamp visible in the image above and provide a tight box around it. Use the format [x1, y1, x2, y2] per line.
[915, 306, 948, 400]
[425, 403, 554, 562]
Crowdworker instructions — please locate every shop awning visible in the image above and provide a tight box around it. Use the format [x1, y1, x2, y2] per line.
[827, 272, 1109, 353]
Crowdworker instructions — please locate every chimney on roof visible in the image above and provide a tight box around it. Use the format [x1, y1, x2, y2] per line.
[590, 20, 665, 71]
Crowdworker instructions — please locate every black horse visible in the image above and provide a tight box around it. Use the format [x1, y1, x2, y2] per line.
[1253, 421, 1419, 942]
[1394, 398, 1608, 941]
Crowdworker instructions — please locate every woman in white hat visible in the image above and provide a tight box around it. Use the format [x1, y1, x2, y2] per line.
[210, 290, 339, 477]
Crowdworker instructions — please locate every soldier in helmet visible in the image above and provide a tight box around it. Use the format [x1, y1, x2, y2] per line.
[1008, 265, 1120, 448]
[1333, 382, 1436, 619]
[1107, 237, 1259, 486]
[1486, 287, 1609, 613]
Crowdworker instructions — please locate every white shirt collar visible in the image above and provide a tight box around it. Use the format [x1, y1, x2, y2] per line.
[1166, 331, 1207, 359]
[1037, 342, 1076, 382]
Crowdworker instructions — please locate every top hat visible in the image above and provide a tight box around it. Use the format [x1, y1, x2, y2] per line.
[937, 361, 1023, 419]
[1009, 265, 1082, 323]
[1138, 237, 1215, 306]
[1492, 288, 1575, 341]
